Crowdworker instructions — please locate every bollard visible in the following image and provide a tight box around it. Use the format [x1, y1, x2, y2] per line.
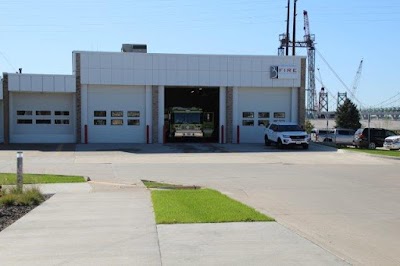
[17, 151, 24, 191]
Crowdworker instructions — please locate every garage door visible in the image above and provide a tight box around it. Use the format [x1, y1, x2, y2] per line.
[10, 92, 75, 143]
[238, 88, 292, 143]
[87, 86, 146, 143]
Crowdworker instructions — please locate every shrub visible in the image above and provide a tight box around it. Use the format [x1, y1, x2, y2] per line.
[0, 187, 44, 206]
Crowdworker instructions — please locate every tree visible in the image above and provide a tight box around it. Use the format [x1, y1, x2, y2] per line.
[304, 120, 314, 134]
[335, 99, 361, 130]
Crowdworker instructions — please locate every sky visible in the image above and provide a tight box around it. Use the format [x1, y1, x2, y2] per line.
[1, 0, 400, 111]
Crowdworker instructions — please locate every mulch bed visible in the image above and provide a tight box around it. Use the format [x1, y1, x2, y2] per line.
[0, 194, 53, 232]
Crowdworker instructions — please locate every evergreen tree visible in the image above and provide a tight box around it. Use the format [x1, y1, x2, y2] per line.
[335, 99, 361, 129]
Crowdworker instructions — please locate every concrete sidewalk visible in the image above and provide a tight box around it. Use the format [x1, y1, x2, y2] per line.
[0, 183, 348, 265]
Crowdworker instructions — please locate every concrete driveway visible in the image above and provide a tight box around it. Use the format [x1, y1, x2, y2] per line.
[0, 143, 399, 265]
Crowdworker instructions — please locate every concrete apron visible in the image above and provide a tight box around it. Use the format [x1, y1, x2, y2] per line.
[0, 183, 348, 265]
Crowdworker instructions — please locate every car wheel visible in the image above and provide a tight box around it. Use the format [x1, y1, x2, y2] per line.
[277, 139, 283, 149]
[264, 136, 271, 146]
[368, 142, 376, 149]
[302, 144, 309, 150]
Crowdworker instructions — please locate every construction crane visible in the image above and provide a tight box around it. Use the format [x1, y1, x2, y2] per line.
[350, 59, 363, 101]
[278, 10, 316, 118]
[303, 10, 317, 118]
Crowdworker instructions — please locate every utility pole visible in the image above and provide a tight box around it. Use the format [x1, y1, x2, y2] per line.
[292, 0, 297, 56]
[286, 0, 290, 56]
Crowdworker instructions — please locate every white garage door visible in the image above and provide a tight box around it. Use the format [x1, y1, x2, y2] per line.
[87, 86, 146, 143]
[238, 88, 293, 143]
[10, 92, 75, 143]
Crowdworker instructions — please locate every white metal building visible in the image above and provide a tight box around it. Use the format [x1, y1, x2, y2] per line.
[1, 45, 305, 144]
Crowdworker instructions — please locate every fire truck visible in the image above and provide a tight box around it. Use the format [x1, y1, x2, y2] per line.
[165, 107, 214, 139]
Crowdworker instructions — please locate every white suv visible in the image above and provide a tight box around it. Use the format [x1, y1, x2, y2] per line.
[264, 122, 310, 149]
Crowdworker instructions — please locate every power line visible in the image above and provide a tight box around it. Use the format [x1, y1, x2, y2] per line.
[0, 51, 17, 72]
[315, 48, 365, 109]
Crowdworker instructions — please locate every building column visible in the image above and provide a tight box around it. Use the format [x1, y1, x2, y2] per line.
[232, 87, 239, 143]
[145, 85, 152, 144]
[81, 85, 88, 143]
[2, 74, 9, 144]
[298, 58, 306, 125]
[291, 87, 298, 123]
[158, 85, 165, 144]
[75, 53, 82, 144]
[219, 87, 226, 143]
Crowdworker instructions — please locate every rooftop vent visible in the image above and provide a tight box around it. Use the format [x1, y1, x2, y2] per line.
[121, 44, 147, 53]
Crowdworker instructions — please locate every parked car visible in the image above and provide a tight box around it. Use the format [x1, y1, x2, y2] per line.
[353, 128, 397, 149]
[264, 122, 310, 149]
[324, 128, 355, 146]
[310, 128, 333, 142]
[383, 135, 400, 150]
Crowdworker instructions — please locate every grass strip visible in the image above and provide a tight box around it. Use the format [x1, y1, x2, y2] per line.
[0, 173, 86, 185]
[151, 188, 274, 224]
[343, 148, 400, 157]
[142, 180, 200, 189]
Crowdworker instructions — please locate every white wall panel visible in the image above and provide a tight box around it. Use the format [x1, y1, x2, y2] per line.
[133, 54, 146, 69]
[111, 53, 123, 69]
[166, 56, 177, 70]
[88, 53, 100, 69]
[145, 70, 153, 85]
[65, 76, 75, 92]
[20, 76, 31, 91]
[8, 75, 19, 91]
[219, 57, 228, 71]
[199, 57, 209, 70]
[78, 51, 304, 88]
[123, 70, 134, 84]
[100, 69, 112, 84]
[7, 74, 75, 93]
[210, 57, 220, 71]
[145, 55, 153, 70]
[112, 69, 123, 84]
[31, 76, 43, 92]
[198, 71, 210, 86]
[100, 53, 112, 69]
[80, 53, 89, 70]
[188, 56, 199, 70]
[135, 69, 146, 84]
[43, 76, 54, 91]
[177, 55, 188, 70]
[54, 76, 65, 92]
[123, 55, 134, 69]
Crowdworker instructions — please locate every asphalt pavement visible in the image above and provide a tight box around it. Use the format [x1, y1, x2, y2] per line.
[0, 143, 399, 265]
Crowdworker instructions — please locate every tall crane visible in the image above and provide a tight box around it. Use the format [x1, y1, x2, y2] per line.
[350, 59, 363, 101]
[303, 10, 317, 118]
[278, 10, 316, 118]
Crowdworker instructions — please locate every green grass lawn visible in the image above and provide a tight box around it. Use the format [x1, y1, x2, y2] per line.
[151, 188, 274, 224]
[0, 173, 86, 185]
[343, 148, 400, 157]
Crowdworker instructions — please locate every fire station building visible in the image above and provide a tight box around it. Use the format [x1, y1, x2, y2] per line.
[1, 45, 306, 144]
